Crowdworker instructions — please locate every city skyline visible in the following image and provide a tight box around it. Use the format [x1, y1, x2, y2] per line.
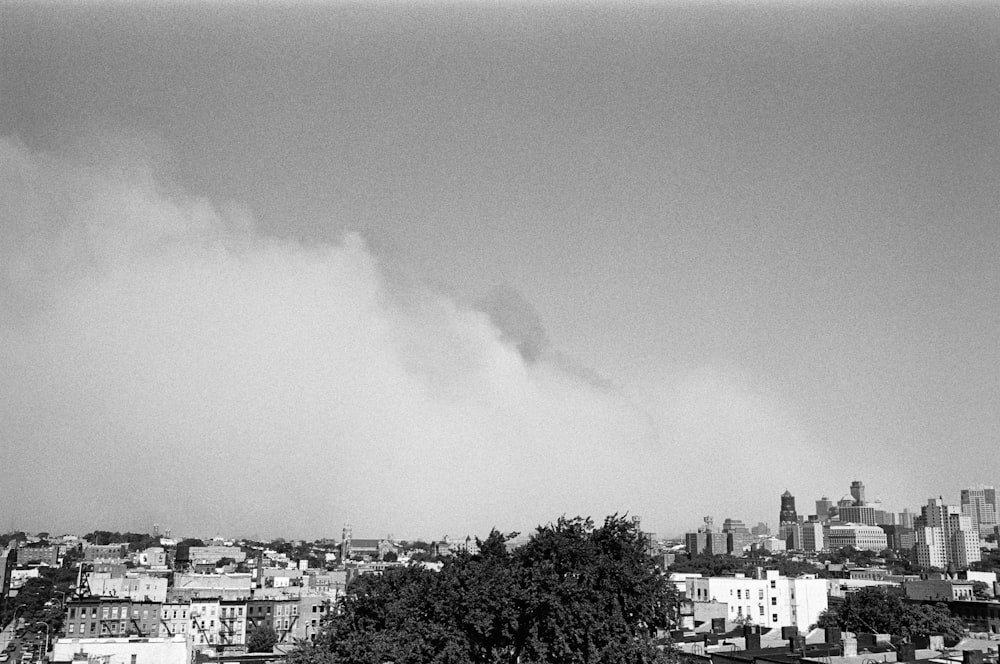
[2, 3, 999, 540]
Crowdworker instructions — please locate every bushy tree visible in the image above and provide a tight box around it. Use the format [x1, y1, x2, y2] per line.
[816, 587, 965, 644]
[248, 624, 279, 652]
[290, 515, 677, 664]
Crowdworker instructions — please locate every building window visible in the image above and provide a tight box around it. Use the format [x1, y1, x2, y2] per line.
[770, 581, 776, 589]
[68, 625, 75, 634]
[759, 606, 764, 616]
[771, 597, 777, 605]
[737, 590, 742, 599]
[772, 614, 778, 622]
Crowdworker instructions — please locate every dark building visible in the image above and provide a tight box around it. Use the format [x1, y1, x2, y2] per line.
[780, 490, 798, 526]
[64, 598, 162, 638]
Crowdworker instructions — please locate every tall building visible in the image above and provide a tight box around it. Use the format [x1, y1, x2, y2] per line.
[838, 505, 877, 526]
[779, 490, 798, 526]
[961, 485, 998, 537]
[802, 520, 825, 552]
[914, 497, 981, 569]
[851, 481, 866, 506]
[722, 518, 753, 554]
[815, 497, 833, 521]
[898, 509, 915, 529]
[685, 517, 728, 556]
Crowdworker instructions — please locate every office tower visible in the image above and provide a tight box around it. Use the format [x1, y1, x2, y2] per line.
[722, 518, 753, 554]
[815, 497, 833, 521]
[961, 485, 998, 537]
[850, 480, 866, 506]
[914, 498, 981, 569]
[779, 490, 798, 525]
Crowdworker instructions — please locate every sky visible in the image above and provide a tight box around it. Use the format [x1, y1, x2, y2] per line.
[1, 2, 998, 541]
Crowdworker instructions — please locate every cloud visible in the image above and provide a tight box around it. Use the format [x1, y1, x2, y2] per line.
[0, 135, 657, 538]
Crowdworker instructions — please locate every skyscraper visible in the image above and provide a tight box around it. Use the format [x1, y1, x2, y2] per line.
[815, 496, 833, 521]
[780, 490, 798, 525]
[914, 497, 981, 569]
[850, 480, 866, 506]
[960, 485, 998, 537]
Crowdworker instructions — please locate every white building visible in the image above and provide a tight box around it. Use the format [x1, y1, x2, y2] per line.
[89, 573, 168, 603]
[684, 569, 827, 633]
[825, 523, 887, 552]
[159, 601, 191, 639]
[915, 498, 981, 569]
[189, 598, 221, 648]
[51, 635, 190, 664]
[961, 485, 998, 537]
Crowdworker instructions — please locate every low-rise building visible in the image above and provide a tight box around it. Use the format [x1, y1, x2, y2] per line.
[88, 573, 169, 602]
[904, 578, 976, 602]
[684, 569, 827, 632]
[51, 635, 190, 664]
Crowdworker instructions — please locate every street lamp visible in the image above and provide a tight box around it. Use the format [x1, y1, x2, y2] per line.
[34, 622, 49, 664]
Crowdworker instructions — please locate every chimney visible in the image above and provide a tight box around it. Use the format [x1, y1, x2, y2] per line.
[963, 651, 984, 664]
[745, 633, 761, 651]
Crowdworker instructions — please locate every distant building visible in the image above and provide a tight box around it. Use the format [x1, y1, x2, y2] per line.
[838, 505, 877, 526]
[815, 497, 834, 522]
[750, 522, 770, 537]
[879, 524, 915, 552]
[850, 480, 866, 506]
[961, 485, 998, 537]
[16, 544, 61, 566]
[914, 497, 981, 569]
[83, 543, 129, 562]
[88, 573, 168, 603]
[685, 517, 728, 556]
[802, 520, 825, 552]
[722, 519, 753, 554]
[779, 490, 798, 526]
[825, 523, 887, 552]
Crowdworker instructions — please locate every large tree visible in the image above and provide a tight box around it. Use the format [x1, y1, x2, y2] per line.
[290, 515, 677, 664]
[815, 586, 965, 644]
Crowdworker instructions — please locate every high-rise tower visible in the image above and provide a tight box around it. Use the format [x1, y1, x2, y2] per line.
[779, 490, 798, 525]
[961, 485, 997, 537]
[850, 481, 866, 506]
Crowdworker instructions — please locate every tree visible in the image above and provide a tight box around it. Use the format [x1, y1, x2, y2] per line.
[248, 624, 279, 653]
[817, 587, 965, 645]
[291, 515, 678, 664]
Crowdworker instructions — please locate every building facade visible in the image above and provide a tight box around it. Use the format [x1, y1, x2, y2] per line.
[961, 485, 998, 537]
[825, 523, 888, 552]
[685, 570, 827, 632]
[914, 498, 981, 569]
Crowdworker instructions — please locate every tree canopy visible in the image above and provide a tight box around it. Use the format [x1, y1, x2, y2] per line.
[248, 624, 279, 653]
[815, 586, 965, 644]
[290, 515, 677, 664]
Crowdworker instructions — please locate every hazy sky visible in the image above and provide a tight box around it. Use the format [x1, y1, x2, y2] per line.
[2, 2, 998, 540]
